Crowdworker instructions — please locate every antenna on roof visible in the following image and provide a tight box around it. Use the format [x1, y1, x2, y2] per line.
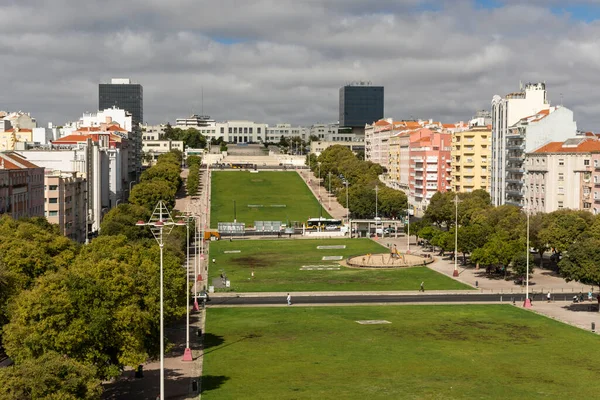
[201, 86, 204, 116]
[560, 93, 563, 106]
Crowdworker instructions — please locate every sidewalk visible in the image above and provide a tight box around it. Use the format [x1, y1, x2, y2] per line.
[296, 169, 348, 220]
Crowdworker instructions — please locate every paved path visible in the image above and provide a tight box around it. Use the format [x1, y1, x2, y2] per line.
[296, 168, 348, 220]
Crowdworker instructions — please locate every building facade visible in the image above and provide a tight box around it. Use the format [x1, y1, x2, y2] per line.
[339, 83, 384, 129]
[44, 170, 87, 242]
[408, 129, 452, 215]
[525, 137, 600, 214]
[99, 78, 143, 126]
[0, 152, 45, 220]
[497, 105, 577, 207]
[451, 126, 492, 193]
[491, 82, 550, 206]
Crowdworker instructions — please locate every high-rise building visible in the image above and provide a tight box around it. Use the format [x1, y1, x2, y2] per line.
[99, 79, 143, 126]
[491, 82, 550, 206]
[339, 82, 384, 129]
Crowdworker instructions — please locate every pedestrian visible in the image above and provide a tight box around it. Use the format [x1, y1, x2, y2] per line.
[251, 270, 255, 279]
[547, 291, 551, 302]
[287, 293, 292, 306]
[420, 282, 425, 292]
[589, 289, 594, 302]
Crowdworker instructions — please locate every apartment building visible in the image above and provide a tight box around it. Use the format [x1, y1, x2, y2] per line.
[44, 170, 87, 242]
[0, 152, 45, 220]
[409, 129, 452, 215]
[525, 137, 600, 214]
[451, 125, 492, 193]
[491, 82, 551, 206]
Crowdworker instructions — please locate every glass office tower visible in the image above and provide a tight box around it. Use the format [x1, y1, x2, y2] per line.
[99, 78, 143, 126]
[339, 84, 384, 128]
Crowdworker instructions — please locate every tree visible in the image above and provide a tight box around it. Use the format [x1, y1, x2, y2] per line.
[140, 162, 182, 190]
[378, 186, 408, 219]
[424, 191, 455, 229]
[129, 180, 177, 211]
[3, 236, 186, 380]
[511, 253, 535, 281]
[559, 237, 600, 286]
[539, 209, 591, 253]
[0, 352, 102, 400]
[99, 204, 153, 241]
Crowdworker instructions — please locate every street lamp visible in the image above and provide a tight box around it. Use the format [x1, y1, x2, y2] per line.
[177, 212, 195, 361]
[328, 171, 331, 210]
[136, 201, 185, 400]
[524, 208, 532, 308]
[129, 180, 136, 194]
[374, 185, 379, 237]
[407, 205, 410, 252]
[116, 199, 122, 206]
[318, 162, 321, 199]
[452, 194, 461, 277]
[344, 181, 349, 223]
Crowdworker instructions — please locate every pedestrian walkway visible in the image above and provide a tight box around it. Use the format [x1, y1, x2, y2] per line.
[296, 168, 348, 221]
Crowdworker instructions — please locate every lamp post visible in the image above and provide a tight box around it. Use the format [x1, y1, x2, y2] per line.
[177, 212, 194, 361]
[407, 205, 410, 252]
[524, 208, 532, 308]
[453, 194, 461, 277]
[116, 199, 122, 207]
[233, 200, 237, 223]
[345, 181, 349, 223]
[129, 180, 136, 194]
[374, 185, 379, 237]
[328, 171, 331, 210]
[136, 201, 185, 400]
[318, 162, 321, 199]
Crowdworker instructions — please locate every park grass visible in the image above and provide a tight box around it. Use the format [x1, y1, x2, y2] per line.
[201, 305, 600, 399]
[208, 238, 470, 292]
[210, 171, 331, 228]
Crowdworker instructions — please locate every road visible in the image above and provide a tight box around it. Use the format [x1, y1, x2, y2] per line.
[208, 292, 584, 306]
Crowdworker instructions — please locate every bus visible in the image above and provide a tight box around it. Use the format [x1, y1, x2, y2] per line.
[306, 218, 342, 230]
[230, 163, 256, 169]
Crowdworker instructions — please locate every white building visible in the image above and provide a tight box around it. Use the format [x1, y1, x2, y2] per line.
[491, 82, 551, 206]
[525, 137, 600, 213]
[142, 140, 185, 165]
[266, 124, 310, 142]
[175, 114, 215, 128]
[503, 106, 577, 206]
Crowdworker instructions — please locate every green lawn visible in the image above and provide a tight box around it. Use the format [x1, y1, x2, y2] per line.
[201, 305, 600, 399]
[208, 238, 470, 292]
[210, 171, 331, 228]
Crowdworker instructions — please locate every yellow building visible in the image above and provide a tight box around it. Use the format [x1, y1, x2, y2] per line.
[451, 126, 491, 193]
[0, 127, 33, 151]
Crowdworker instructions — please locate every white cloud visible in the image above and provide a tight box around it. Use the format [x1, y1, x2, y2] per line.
[1, 1, 600, 130]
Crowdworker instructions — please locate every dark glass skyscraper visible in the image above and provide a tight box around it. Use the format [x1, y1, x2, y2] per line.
[99, 78, 143, 126]
[339, 83, 384, 128]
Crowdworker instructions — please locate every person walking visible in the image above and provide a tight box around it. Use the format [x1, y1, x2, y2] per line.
[547, 291, 551, 303]
[287, 293, 292, 306]
[420, 282, 425, 292]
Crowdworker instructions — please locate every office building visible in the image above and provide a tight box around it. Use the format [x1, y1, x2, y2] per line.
[99, 78, 143, 126]
[339, 82, 384, 129]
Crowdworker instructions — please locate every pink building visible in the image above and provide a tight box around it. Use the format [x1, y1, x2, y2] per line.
[0, 152, 44, 219]
[408, 129, 452, 214]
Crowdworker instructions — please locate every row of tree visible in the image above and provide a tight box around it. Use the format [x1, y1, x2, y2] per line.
[308, 145, 408, 219]
[411, 190, 600, 287]
[0, 151, 190, 399]
[162, 124, 207, 149]
[186, 155, 202, 197]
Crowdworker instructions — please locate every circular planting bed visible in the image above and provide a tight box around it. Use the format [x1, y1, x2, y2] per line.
[346, 252, 433, 269]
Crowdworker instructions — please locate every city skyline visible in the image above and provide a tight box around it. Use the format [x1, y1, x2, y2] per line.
[2, 1, 600, 129]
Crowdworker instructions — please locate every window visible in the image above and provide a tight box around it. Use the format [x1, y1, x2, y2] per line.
[558, 187, 564, 194]
[49, 211, 58, 216]
[249, 127, 253, 134]
[559, 159, 564, 166]
[228, 127, 232, 134]
[585, 159, 590, 166]
[233, 127, 238, 134]
[49, 185, 58, 190]
[558, 173, 564, 181]
[257, 127, 261, 134]
[49, 198, 58, 204]
[244, 128, 248, 134]
[558, 201, 564, 208]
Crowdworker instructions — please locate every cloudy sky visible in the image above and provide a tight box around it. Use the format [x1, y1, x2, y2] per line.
[2, 0, 600, 130]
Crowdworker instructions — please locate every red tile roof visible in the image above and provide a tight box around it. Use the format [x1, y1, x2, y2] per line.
[3, 128, 33, 133]
[533, 139, 600, 153]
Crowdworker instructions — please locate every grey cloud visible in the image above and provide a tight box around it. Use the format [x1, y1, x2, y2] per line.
[2, 0, 600, 131]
